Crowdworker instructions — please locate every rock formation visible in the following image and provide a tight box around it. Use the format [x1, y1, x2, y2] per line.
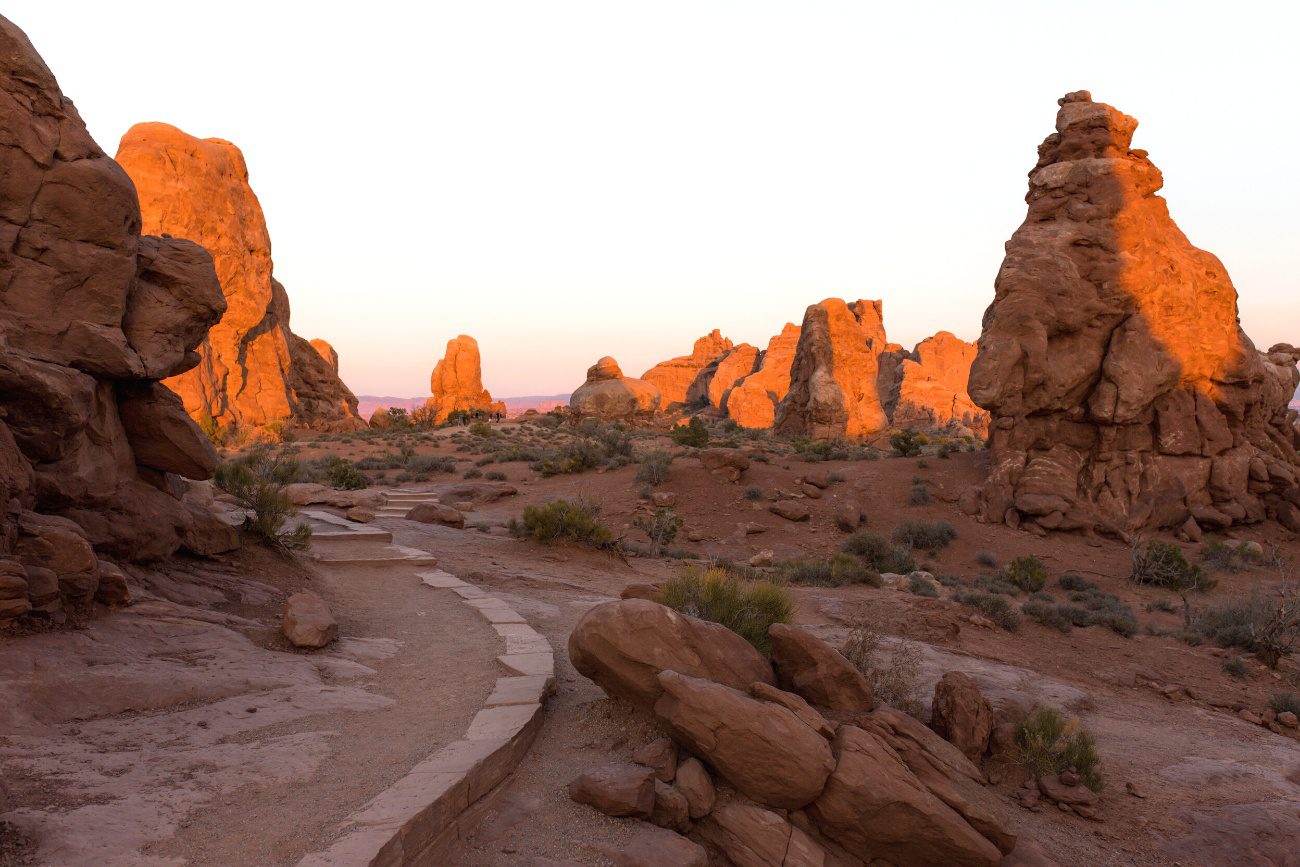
[569, 357, 662, 421]
[424, 335, 504, 423]
[0, 15, 238, 623]
[723, 323, 801, 429]
[115, 123, 365, 435]
[968, 91, 1300, 534]
[309, 338, 339, 373]
[880, 332, 989, 436]
[774, 299, 890, 440]
[643, 330, 733, 406]
[695, 343, 761, 410]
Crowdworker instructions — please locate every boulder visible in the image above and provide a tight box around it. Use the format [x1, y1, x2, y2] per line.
[724, 324, 802, 429]
[967, 91, 1300, 534]
[699, 448, 750, 482]
[675, 757, 716, 820]
[769, 624, 874, 713]
[834, 502, 863, 532]
[425, 335, 505, 422]
[345, 506, 376, 523]
[807, 725, 1002, 866]
[570, 357, 661, 420]
[653, 671, 835, 810]
[930, 671, 994, 761]
[696, 800, 828, 867]
[643, 330, 734, 406]
[568, 762, 655, 818]
[282, 591, 338, 649]
[749, 681, 835, 740]
[406, 502, 466, 528]
[568, 599, 774, 711]
[116, 122, 365, 433]
[649, 780, 691, 832]
[285, 483, 381, 509]
[435, 481, 518, 504]
[775, 299, 890, 441]
[769, 501, 811, 522]
[94, 560, 131, 607]
[116, 382, 219, 479]
[632, 737, 677, 782]
[368, 407, 395, 429]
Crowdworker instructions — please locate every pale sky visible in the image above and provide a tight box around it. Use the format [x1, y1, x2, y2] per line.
[11, 1, 1299, 398]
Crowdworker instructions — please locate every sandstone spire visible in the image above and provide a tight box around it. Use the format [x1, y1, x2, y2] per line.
[425, 335, 504, 423]
[116, 123, 365, 434]
[724, 324, 801, 429]
[968, 91, 1300, 534]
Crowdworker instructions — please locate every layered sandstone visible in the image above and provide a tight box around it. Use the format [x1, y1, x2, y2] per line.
[881, 332, 988, 436]
[424, 335, 504, 423]
[724, 324, 801, 429]
[694, 343, 761, 410]
[774, 299, 889, 440]
[643, 330, 733, 406]
[968, 91, 1300, 534]
[116, 123, 364, 434]
[570, 357, 662, 420]
[0, 15, 237, 622]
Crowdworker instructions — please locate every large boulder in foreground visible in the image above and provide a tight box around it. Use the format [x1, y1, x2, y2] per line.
[769, 623, 874, 713]
[653, 671, 834, 810]
[116, 122, 365, 434]
[570, 357, 662, 420]
[425, 334, 505, 423]
[968, 91, 1300, 535]
[568, 599, 773, 712]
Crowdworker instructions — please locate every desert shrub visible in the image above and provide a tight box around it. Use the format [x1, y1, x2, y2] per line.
[843, 532, 916, 574]
[463, 468, 482, 479]
[1269, 691, 1300, 716]
[935, 573, 965, 588]
[1145, 598, 1177, 614]
[213, 452, 311, 549]
[974, 573, 1021, 596]
[1190, 588, 1300, 667]
[633, 507, 683, 557]
[1002, 556, 1048, 593]
[198, 412, 223, 446]
[356, 452, 407, 470]
[1131, 539, 1214, 591]
[658, 565, 793, 655]
[828, 471, 846, 484]
[891, 520, 956, 551]
[976, 550, 998, 569]
[469, 420, 494, 438]
[889, 429, 925, 457]
[320, 456, 367, 490]
[508, 499, 614, 549]
[635, 450, 673, 485]
[1058, 573, 1096, 592]
[907, 573, 939, 597]
[397, 454, 456, 482]
[671, 417, 710, 448]
[954, 590, 1021, 631]
[1015, 707, 1103, 791]
[1023, 599, 1072, 633]
[841, 614, 924, 716]
[778, 553, 881, 588]
[916, 459, 929, 469]
[534, 439, 605, 476]
[1201, 540, 1258, 573]
[484, 470, 507, 481]
[743, 485, 764, 501]
[908, 485, 931, 506]
[1221, 656, 1249, 681]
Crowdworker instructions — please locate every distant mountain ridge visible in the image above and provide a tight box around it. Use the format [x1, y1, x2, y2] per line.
[356, 394, 569, 419]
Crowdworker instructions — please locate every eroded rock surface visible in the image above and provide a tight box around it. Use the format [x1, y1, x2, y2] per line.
[642, 330, 733, 406]
[570, 357, 662, 421]
[882, 332, 988, 437]
[968, 91, 1300, 534]
[425, 334, 504, 423]
[724, 323, 801, 430]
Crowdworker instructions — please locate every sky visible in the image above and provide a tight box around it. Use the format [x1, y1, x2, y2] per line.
[10, 1, 1299, 398]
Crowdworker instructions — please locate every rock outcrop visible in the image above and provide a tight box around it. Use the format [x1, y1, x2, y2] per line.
[116, 123, 365, 435]
[968, 91, 1300, 534]
[569, 357, 662, 421]
[696, 343, 761, 410]
[880, 332, 989, 437]
[424, 334, 504, 423]
[0, 15, 238, 624]
[723, 323, 801, 429]
[309, 338, 339, 373]
[774, 299, 890, 440]
[642, 330, 733, 405]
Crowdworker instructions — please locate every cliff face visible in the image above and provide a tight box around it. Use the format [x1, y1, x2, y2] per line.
[116, 123, 364, 434]
[969, 91, 1300, 534]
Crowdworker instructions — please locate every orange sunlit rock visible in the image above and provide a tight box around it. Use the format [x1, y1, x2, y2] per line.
[425, 335, 504, 422]
[724, 324, 801, 429]
[643, 330, 734, 407]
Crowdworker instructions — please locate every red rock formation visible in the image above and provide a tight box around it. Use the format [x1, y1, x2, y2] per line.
[693, 344, 760, 410]
[968, 91, 1300, 534]
[724, 324, 801, 429]
[570, 357, 662, 420]
[0, 15, 238, 623]
[774, 299, 889, 440]
[643, 330, 733, 406]
[424, 335, 504, 423]
[310, 339, 339, 374]
[115, 123, 365, 434]
[881, 332, 988, 436]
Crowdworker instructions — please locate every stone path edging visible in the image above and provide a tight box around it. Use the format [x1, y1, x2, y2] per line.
[297, 566, 554, 866]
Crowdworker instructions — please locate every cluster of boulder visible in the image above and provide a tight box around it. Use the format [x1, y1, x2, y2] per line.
[967, 91, 1300, 535]
[566, 599, 1027, 866]
[0, 16, 238, 624]
[115, 122, 366, 435]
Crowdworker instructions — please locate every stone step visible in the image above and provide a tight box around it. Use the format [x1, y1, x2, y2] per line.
[310, 528, 394, 544]
[312, 544, 438, 567]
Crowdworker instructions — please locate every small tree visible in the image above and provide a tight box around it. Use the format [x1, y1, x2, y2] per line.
[671, 416, 710, 448]
[214, 451, 311, 549]
[633, 507, 683, 556]
[889, 429, 926, 457]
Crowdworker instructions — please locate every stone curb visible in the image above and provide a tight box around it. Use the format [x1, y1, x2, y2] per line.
[297, 567, 554, 866]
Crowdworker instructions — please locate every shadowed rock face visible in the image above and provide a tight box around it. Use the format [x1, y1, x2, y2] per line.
[643, 330, 734, 406]
[969, 91, 1300, 534]
[0, 14, 236, 594]
[725, 324, 801, 429]
[115, 123, 364, 434]
[570, 357, 661, 420]
[425, 335, 504, 422]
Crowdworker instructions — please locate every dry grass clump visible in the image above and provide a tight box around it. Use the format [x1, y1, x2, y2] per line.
[843, 532, 916, 574]
[840, 613, 924, 717]
[509, 499, 614, 549]
[657, 565, 793, 655]
[777, 554, 881, 588]
[1015, 707, 1104, 791]
[891, 519, 955, 551]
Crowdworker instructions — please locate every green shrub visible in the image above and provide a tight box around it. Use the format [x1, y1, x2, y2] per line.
[469, 420, 493, 438]
[974, 573, 1021, 596]
[976, 550, 997, 569]
[671, 417, 710, 448]
[843, 532, 916, 574]
[397, 454, 455, 482]
[464, 468, 482, 479]
[658, 565, 793, 654]
[1058, 573, 1096, 592]
[891, 520, 956, 551]
[214, 452, 311, 549]
[484, 470, 507, 481]
[743, 485, 764, 501]
[1023, 599, 1072, 633]
[954, 590, 1021, 631]
[778, 554, 881, 588]
[1131, 540, 1214, 591]
[633, 507, 683, 557]
[534, 440, 606, 476]
[1015, 707, 1103, 791]
[907, 573, 939, 597]
[889, 429, 925, 457]
[635, 450, 673, 485]
[1002, 556, 1048, 593]
[1269, 691, 1300, 716]
[1190, 589, 1300, 667]
[321, 456, 367, 490]
[908, 485, 931, 506]
[508, 499, 614, 549]
[1221, 656, 1249, 681]
[1201, 540, 1258, 573]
